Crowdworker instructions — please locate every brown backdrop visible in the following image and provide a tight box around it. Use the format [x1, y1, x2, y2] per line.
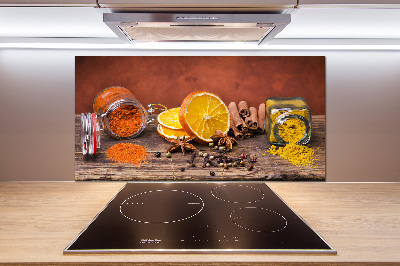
[75, 56, 325, 114]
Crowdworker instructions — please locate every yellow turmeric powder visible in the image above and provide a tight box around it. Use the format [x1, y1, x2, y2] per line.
[267, 116, 316, 167]
[278, 118, 306, 143]
[268, 143, 317, 167]
[265, 97, 316, 167]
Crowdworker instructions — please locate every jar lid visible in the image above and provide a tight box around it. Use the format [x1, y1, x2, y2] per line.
[80, 113, 101, 155]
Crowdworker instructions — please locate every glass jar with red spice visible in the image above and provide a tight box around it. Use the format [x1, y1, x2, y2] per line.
[80, 86, 165, 155]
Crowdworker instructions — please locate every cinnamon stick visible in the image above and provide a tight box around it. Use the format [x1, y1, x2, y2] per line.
[238, 101, 250, 117]
[256, 103, 266, 134]
[228, 102, 247, 132]
[244, 116, 253, 128]
[248, 107, 258, 130]
[230, 116, 244, 140]
[243, 129, 253, 139]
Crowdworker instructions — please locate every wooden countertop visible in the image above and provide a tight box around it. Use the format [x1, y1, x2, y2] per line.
[0, 182, 399, 265]
[75, 115, 326, 181]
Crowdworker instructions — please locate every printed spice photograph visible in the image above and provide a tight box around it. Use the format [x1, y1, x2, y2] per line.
[75, 56, 326, 181]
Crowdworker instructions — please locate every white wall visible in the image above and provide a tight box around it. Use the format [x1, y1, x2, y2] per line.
[0, 48, 399, 182]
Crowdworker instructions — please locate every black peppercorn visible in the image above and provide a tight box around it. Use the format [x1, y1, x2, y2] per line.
[155, 152, 161, 157]
[180, 167, 185, 172]
[210, 171, 215, 176]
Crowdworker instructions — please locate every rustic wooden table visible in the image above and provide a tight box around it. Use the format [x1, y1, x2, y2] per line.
[75, 115, 325, 181]
[1, 182, 399, 265]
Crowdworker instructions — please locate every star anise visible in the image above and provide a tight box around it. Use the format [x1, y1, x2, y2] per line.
[167, 135, 196, 155]
[210, 130, 237, 150]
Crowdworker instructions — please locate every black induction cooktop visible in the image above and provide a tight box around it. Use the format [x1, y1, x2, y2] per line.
[64, 182, 336, 254]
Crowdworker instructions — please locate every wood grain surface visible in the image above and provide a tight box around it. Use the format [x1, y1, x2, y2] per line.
[0, 182, 399, 265]
[75, 115, 326, 181]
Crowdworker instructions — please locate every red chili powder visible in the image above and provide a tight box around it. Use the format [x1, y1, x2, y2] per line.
[108, 105, 141, 137]
[106, 143, 148, 166]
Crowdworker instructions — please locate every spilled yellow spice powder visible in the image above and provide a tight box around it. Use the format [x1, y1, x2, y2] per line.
[267, 117, 317, 167]
[268, 143, 317, 167]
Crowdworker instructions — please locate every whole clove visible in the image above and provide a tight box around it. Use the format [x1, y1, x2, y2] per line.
[195, 152, 255, 170]
[202, 156, 209, 168]
[247, 154, 257, 171]
[203, 157, 208, 168]
[186, 152, 197, 167]
[208, 160, 219, 167]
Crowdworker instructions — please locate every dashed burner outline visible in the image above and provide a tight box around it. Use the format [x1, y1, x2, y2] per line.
[211, 184, 265, 204]
[120, 189, 204, 224]
[230, 207, 288, 233]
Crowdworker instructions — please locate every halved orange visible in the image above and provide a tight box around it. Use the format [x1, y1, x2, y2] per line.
[157, 124, 191, 140]
[157, 107, 182, 130]
[179, 91, 230, 143]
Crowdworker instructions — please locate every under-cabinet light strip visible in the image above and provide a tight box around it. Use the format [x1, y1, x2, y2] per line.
[0, 42, 399, 50]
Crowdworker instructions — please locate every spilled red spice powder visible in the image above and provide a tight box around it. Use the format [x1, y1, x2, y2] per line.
[108, 105, 141, 137]
[106, 143, 148, 166]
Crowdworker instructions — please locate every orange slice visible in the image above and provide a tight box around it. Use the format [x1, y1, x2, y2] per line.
[179, 91, 230, 143]
[157, 124, 191, 140]
[157, 107, 182, 130]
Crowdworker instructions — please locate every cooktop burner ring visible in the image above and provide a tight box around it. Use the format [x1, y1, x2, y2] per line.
[211, 184, 265, 204]
[65, 182, 336, 254]
[230, 206, 288, 233]
[119, 189, 204, 224]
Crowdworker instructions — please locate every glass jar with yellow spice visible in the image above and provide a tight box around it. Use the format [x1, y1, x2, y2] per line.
[80, 86, 165, 155]
[265, 97, 311, 145]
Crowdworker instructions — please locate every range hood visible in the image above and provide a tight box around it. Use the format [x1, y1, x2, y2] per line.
[103, 13, 291, 45]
